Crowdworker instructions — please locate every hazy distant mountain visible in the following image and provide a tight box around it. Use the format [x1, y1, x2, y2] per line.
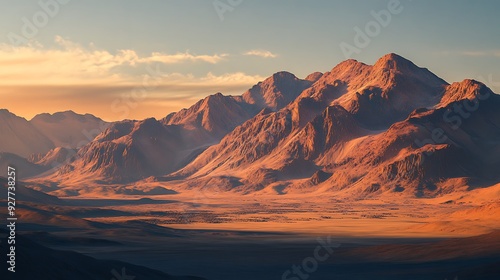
[0, 109, 54, 157]
[0, 109, 106, 159]
[30, 110, 108, 149]
[0, 152, 50, 179]
[0, 110, 107, 179]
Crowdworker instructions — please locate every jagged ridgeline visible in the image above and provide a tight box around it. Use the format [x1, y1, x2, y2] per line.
[2, 54, 500, 198]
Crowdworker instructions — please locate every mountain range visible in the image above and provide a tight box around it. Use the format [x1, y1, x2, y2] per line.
[0, 110, 106, 157]
[3, 53, 500, 198]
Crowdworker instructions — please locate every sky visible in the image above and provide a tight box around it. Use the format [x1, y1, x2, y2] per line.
[0, 0, 499, 121]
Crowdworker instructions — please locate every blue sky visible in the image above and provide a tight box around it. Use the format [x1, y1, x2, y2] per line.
[1, 0, 499, 120]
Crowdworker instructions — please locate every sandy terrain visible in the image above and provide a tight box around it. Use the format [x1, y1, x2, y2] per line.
[4, 179, 498, 280]
[44, 180, 498, 239]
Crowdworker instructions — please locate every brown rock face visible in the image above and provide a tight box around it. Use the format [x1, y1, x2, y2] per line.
[33, 53, 500, 198]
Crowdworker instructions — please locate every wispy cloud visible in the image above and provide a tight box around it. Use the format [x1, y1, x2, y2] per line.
[244, 49, 278, 58]
[55, 36, 228, 64]
[0, 36, 266, 121]
[0, 36, 229, 85]
[143, 52, 228, 64]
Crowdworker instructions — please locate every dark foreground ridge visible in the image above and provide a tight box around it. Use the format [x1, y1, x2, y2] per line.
[0, 230, 206, 280]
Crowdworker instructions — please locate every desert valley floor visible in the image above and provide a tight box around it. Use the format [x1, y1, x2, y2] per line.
[57, 183, 500, 238]
[1, 178, 498, 280]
